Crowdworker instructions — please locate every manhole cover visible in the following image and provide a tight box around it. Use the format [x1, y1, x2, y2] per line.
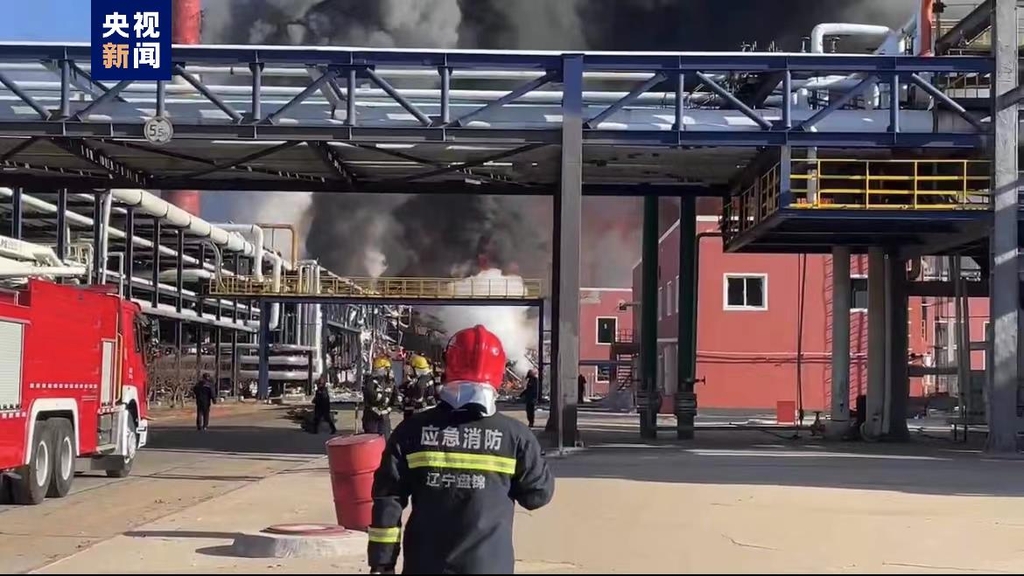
[263, 523, 350, 536]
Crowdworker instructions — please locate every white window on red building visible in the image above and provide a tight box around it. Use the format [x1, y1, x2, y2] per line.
[596, 317, 618, 345]
[723, 274, 767, 310]
[666, 279, 674, 317]
[596, 364, 611, 383]
[675, 275, 680, 314]
[982, 321, 990, 370]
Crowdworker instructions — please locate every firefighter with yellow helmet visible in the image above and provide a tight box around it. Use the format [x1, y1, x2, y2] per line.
[399, 354, 437, 421]
[362, 355, 399, 440]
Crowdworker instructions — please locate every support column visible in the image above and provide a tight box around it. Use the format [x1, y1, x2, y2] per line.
[639, 194, 659, 439]
[55, 189, 67, 260]
[988, 0, 1022, 452]
[92, 194, 103, 284]
[553, 53, 584, 450]
[230, 330, 239, 397]
[865, 247, 887, 439]
[175, 229, 184, 313]
[886, 253, 910, 440]
[195, 325, 203, 381]
[231, 253, 240, 324]
[214, 327, 222, 394]
[537, 298, 545, 397]
[174, 319, 183, 394]
[124, 207, 135, 300]
[545, 178, 562, 434]
[258, 301, 271, 400]
[829, 246, 852, 435]
[307, 350, 315, 395]
[676, 196, 698, 440]
[10, 188, 22, 239]
[151, 219, 161, 308]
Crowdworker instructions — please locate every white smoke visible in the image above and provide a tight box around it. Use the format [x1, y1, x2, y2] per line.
[427, 269, 537, 377]
[364, 248, 388, 278]
[205, 190, 313, 258]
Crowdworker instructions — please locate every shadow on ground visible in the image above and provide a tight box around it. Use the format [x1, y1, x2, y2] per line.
[124, 530, 244, 558]
[545, 423, 1024, 499]
[145, 424, 349, 456]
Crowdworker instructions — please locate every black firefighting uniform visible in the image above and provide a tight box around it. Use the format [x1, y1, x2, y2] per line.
[368, 403, 555, 574]
[400, 374, 435, 421]
[362, 375, 398, 441]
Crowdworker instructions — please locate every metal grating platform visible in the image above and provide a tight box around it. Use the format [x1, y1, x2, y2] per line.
[722, 157, 992, 254]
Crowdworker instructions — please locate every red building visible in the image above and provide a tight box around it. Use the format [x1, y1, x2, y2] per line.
[578, 288, 633, 398]
[631, 216, 932, 411]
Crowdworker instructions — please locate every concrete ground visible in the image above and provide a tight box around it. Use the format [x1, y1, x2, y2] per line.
[7, 403, 1024, 574]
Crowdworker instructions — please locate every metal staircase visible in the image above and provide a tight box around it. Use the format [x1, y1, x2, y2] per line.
[610, 329, 638, 392]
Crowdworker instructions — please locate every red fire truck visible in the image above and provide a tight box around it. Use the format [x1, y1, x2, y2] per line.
[0, 278, 150, 504]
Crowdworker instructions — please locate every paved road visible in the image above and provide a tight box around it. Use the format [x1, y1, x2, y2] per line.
[0, 406, 329, 574]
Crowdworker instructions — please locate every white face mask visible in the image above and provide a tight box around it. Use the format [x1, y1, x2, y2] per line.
[439, 382, 497, 417]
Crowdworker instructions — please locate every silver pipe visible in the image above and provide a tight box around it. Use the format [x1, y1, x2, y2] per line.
[0, 62, 660, 82]
[9, 81, 712, 105]
[98, 191, 113, 284]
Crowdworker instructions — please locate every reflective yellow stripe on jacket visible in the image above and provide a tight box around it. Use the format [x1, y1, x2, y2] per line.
[407, 451, 517, 475]
[368, 526, 401, 544]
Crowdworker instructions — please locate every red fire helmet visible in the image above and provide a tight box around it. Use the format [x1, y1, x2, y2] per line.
[444, 325, 506, 389]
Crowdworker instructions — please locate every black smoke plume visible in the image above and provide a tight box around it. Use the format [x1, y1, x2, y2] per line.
[205, 0, 915, 285]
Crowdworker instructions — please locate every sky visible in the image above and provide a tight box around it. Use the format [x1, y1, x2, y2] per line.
[3, 0, 90, 42]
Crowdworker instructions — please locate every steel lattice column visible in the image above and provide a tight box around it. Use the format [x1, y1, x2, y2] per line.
[989, 0, 1023, 452]
[553, 54, 583, 450]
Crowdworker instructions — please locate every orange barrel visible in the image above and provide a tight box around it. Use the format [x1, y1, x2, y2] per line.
[325, 434, 385, 531]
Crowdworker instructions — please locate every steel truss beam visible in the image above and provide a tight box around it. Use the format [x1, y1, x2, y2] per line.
[0, 43, 997, 192]
[0, 45, 991, 146]
[48, 137, 151, 186]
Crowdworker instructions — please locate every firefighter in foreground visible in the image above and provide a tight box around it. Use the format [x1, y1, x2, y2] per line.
[362, 356, 399, 440]
[400, 354, 436, 421]
[368, 325, 555, 574]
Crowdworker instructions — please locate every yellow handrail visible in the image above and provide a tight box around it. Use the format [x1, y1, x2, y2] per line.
[208, 275, 545, 300]
[722, 157, 991, 239]
[788, 158, 990, 210]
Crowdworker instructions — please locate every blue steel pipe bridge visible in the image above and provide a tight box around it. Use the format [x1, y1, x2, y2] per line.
[0, 42, 994, 201]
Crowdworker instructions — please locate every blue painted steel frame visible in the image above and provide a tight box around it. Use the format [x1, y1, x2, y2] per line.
[0, 43, 994, 150]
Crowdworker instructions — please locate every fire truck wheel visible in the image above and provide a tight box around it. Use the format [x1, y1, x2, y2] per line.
[47, 419, 75, 499]
[13, 421, 54, 505]
[105, 416, 137, 479]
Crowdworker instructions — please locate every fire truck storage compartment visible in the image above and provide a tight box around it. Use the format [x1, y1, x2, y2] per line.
[0, 319, 24, 411]
[100, 339, 116, 405]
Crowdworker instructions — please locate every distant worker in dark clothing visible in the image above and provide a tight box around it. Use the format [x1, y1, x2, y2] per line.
[400, 354, 436, 421]
[578, 373, 587, 404]
[368, 325, 555, 574]
[363, 356, 398, 441]
[521, 369, 540, 428]
[311, 377, 337, 434]
[193, 373, 216, 431]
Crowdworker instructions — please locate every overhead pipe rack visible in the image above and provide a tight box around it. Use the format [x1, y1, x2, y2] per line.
[0, 43, 997, 195]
